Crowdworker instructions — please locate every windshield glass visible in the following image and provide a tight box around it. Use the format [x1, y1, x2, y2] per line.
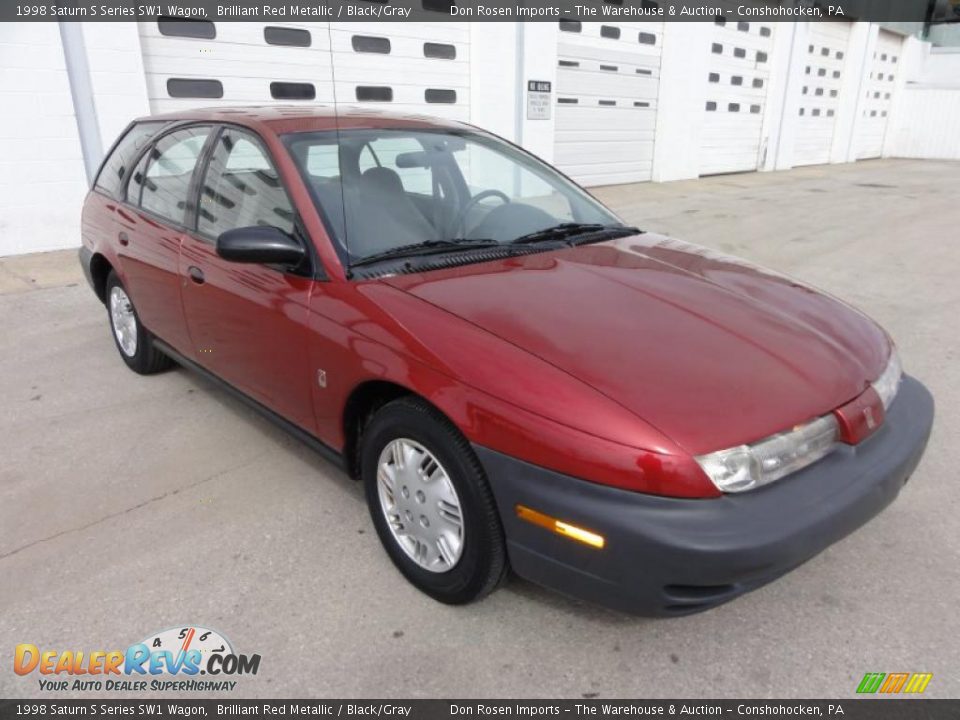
[283, 128, 621, 268]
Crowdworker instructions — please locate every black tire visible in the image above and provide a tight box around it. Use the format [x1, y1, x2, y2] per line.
[104, 271, 173, 375]
[361, 396, 507, 604]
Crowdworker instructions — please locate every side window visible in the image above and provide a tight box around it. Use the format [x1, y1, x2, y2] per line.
[138, 127, 211, 224]
[95, 122, 164, 198]
[198, 129, 295, 238]
[125, 150, 150, 206]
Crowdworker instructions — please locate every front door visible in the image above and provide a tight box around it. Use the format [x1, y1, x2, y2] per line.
[179, 126, 316, 432]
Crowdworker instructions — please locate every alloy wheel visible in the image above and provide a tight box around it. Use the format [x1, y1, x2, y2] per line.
[376, 438, 465, 573]
[109, 286, 138, 357]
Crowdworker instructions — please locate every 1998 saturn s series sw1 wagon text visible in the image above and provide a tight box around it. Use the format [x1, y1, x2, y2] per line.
[79, 107, 934, 615]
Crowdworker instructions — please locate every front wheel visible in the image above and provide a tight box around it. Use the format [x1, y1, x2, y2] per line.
[105, 271, 173, 375]
[361, 397, 507, 604]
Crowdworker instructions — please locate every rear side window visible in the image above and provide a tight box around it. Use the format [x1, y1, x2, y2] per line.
[94, 122, 164, 198]
[198, 129, 295, 239]
[136, 126, 212, 225]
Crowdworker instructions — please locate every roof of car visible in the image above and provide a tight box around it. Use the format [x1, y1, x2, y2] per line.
[137, 105, 477, 135]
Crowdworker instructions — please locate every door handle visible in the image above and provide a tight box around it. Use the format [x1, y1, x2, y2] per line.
[187, 266, 205, 285]
[118, 231, 129, 246]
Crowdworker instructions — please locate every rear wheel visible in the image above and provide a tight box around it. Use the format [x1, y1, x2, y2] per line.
[361, 397, 507, 604]
[105, 271, 173, 375]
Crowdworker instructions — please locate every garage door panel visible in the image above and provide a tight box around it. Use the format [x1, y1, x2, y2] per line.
[145, 74, 337, 105]
[793, 21, 853, 167]
[554, 19, 663, 186]
[331, 22, 469, 44]
[557, 72, 658, 100]
[556, 138, 654, 161]
[140, 55, 329, 82]
[556, 106, 657, 134]
[328, 29, 467, 64]
[699, 15, 774, 175]
[333, 81, 469, 107]
[139, 46, 332, 73]
[330, 62, 467, 86]
[559, 42, 661, 69]
[139, 22, 330, 48]
[560, 164, 654, 188]
[702, 118, 765, 137]
[139, 20, 469, 121]
[557, 126, 656, 144]
[856, 30, 902, 159]
[331, 24, 468, 121]
[708, 55, 772, 77]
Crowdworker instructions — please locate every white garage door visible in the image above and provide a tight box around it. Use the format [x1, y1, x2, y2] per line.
[856, 30, 903, 159]
[139, 20, 469, 121]
[700, 17, 776, 175]
[554, 19, 663, 187]
[793, 21, 852, 167]
[329, 23, 469, 121]
[140, 21, 335, 112]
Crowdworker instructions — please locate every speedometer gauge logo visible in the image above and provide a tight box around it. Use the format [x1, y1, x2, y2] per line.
[140, 626, 234, 670]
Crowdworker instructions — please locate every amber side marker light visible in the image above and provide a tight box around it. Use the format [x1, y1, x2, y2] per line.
[515, 505, 606, 549]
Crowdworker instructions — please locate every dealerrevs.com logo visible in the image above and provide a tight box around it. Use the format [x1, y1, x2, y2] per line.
[14, 626, 261, 692]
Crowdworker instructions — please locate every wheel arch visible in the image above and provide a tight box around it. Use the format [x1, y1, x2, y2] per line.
[342, 380, 416, 479]
[341, 378, 472, 480]
[89, 252, 115, 304]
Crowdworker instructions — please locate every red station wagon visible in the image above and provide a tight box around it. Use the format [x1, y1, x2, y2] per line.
[80, 107, 934, 615]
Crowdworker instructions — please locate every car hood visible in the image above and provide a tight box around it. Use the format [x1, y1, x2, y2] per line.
[382, 233, 890, 455]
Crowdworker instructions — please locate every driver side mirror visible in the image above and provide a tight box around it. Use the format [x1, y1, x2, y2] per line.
[216, 226, 306, 266]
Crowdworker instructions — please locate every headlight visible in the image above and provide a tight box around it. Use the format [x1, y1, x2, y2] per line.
[871, 347, 902, 411]
[696, 346, 903, 494]
[695, 414, 839, 494]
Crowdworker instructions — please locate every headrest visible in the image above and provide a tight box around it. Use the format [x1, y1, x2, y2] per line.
[361, 166, 405, 195]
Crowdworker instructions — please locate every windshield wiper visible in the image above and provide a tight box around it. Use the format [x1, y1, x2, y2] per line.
[510, 223, 640, 246]
[350, 238, 500, 268]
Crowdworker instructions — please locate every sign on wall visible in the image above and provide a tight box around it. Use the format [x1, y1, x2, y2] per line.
[527, 80, 552, 120]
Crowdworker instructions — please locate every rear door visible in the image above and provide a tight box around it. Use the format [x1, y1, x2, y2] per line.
[119, 125, 213, 354]
[179, 126, 316, 431]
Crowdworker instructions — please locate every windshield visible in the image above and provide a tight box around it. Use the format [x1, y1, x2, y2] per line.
[283, 128, 622, 269]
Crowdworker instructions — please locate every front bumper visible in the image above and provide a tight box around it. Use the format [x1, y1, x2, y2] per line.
[475, 374, 934, 616]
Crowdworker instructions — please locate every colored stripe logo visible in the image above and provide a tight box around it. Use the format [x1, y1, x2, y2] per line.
[857, 672, 933, 694]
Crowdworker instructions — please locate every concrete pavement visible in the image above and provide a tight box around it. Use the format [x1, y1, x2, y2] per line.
[1, 159, 957, 698]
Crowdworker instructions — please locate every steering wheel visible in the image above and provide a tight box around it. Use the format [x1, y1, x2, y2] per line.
[454, 189, 510, 237]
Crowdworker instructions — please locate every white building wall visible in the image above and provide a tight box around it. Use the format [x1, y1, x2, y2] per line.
[77, 23, 151, 156]
[891, 88, 960, 159]
[650, 22, 711, 182]
[469, 24, 518, 143]
[0, 23, 88, 256]
[889, 44, 960, 160]
[516, 23, 558, 164]
[914, 46, 960, 84]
